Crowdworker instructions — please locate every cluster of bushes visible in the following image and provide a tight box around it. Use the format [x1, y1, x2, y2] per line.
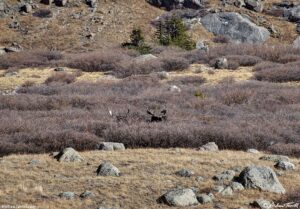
[0, 50, 62, 69]
[0, 76, 299, 156]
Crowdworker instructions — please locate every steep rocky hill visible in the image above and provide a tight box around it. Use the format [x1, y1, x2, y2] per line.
[0, 0, 300, 51]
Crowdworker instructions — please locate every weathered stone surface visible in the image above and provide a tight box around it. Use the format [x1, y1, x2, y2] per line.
[220, 186, 233, 196]
[159, 188, 199, 207]
[175, 169, 195, 177]
[146, 0, 204, 10]
[134, 54, 157, 63]
[199, 142, 219, 151]
[79, 191, 94, 199]
[201, 12, 270, 44]
[251, 199, 273, 209]
[214, 57, 228, 69]
[245, 0, 264, 12]
[55, 147, 84, 162]
[230, 182, 244, 191]
[98, 142, 125, 151]
[289, 5, 300, 22]
[213, 170, 236, 182]
[96, 162, 120, 177]
[59, 192, 75, 199]
[259, 155, 290, 163]
[169, 85, 181, 93]
[238, 166, 285, 194]
[274, 161, 295, 171]
[293, 36, 300, 47]
[197, 193, 214, 204]
[247, 148, 259, 154]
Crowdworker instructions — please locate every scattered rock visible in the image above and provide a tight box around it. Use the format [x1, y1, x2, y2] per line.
[59, 192, 75, 200]
[197, 193, 214, 204]
[158, 188, 199, 207]
[289, 5, 300, 22]
[28, 159, 39, 166]
[259, 155, 290, 163]
[169, 85, 181, 93]
[198, 142, 219, 151]
[5, 71, 18, 77]
[54, 67, 65, 72]
[175, 169, 195, 177]
[195, 176, 205, 182]
[201, 12, 270, 44]
[86, 0, 97, 8]
[238, 166, 285, 194]
[21, 4, 32, 13]
[54, 0, 67, 7]
[247, 148, 259, 154]
[274, 161, 295, 171]
[79, 191, 94, 199]
[234, 0, 245, 8]
[244, 0, 264, 12]
[196, 41, 208, 51]
[134, 54, 157, 63]
[41, 0, 54, 5]
[220, 186, 233, 196]
[212, 185, 224, 193]
[54, 147, 84, 162]
[213, 170, 235, 182]
[98, 142, 125, 151]
[230, 182, 244, 191]
[214, 57, 228, 69]
[0, 48, 5, 56]
[156, 71, 169, 79]
[251, 199, 273, 209]
[4, 43, 23, 53]
[293, 36, 300, 47]
[96, 162, 120, 177]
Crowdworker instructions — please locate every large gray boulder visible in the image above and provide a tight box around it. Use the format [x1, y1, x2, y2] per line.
[96, 162, 120, 177]
[293, 36, 300, 48]
[159, 188, 199, 207]
[98, 142, 125, 151]
[146, 0, 204, 10]
[201, 12, 270, 44]
[289, 5, 300, 22]
[55, 147, 84, 162]
[238, 166, 285, 194]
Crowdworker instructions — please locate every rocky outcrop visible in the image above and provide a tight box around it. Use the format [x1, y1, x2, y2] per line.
[201, 12, 270, 44]
[238, 166, 285, 194]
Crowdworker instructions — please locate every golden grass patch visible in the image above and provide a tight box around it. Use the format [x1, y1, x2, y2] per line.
[0, 149, 299, 209]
